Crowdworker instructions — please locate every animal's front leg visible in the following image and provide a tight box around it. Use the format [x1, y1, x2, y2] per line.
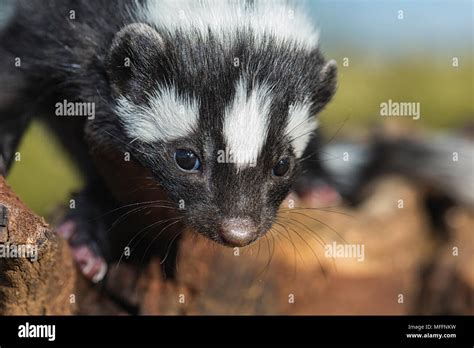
[57, 180, 115, 283]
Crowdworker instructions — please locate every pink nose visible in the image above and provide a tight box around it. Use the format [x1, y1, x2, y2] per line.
[219, 218, 257, 247]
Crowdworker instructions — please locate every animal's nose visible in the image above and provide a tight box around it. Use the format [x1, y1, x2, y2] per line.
[219, 218, 257, 247]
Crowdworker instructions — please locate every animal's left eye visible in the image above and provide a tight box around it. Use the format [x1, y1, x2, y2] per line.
[272, 158, 290, 177]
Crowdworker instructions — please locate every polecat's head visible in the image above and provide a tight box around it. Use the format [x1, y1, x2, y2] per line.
[105, 1, 337, 247]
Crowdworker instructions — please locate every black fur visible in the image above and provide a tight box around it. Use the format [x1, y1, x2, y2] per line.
[0, 1, 337, 272]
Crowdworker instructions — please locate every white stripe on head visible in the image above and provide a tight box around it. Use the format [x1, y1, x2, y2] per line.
[115, 85, 199, 142]
[138, 0, 319, 49]
[223, 77, 272, 169]
[286, 101, 318, 157]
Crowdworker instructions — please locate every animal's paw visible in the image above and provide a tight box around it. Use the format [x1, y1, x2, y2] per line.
[57, 219, 108, 283]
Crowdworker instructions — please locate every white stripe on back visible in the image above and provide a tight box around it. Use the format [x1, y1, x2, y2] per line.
[138, 0, 319, 49]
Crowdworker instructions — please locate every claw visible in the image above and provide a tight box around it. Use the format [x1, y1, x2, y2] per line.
[72, 245, 108, 283]
[56, 220, 108, 283]
[56, 220, 76, 240]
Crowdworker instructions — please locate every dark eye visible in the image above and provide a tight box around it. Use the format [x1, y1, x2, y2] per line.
[174, 149, 201, 172]
[272, 158, 290, 177]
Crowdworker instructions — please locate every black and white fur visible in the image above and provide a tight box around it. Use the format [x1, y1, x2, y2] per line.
[0, 0, 337, 282]
[298, 128, 474, 245]
[301, 131, 474, 207]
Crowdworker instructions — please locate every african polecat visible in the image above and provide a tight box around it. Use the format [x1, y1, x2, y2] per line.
[0, 0, 337, 282]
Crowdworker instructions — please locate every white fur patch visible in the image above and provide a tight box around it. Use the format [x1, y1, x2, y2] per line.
[286, 101, 318, 157]
[138, 0, 318, 49]
[115, 85, 199, 142]
[223, 78, 272, 169]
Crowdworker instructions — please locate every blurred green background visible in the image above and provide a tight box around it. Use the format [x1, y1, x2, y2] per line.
[2, 0, 473, 217]
[8, 123, 84, 216]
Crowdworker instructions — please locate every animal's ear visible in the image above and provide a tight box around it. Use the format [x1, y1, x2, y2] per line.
[313, 59, 338, 112]
[107, 23, 165, 97]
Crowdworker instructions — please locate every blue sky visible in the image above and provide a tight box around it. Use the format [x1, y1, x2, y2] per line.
[1, 0, 472, 57]
[307, 0, 473, 57]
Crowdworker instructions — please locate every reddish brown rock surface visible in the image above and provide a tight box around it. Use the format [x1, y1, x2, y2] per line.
[1, 175, 473, 315]
[0, 176, 77, 315]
